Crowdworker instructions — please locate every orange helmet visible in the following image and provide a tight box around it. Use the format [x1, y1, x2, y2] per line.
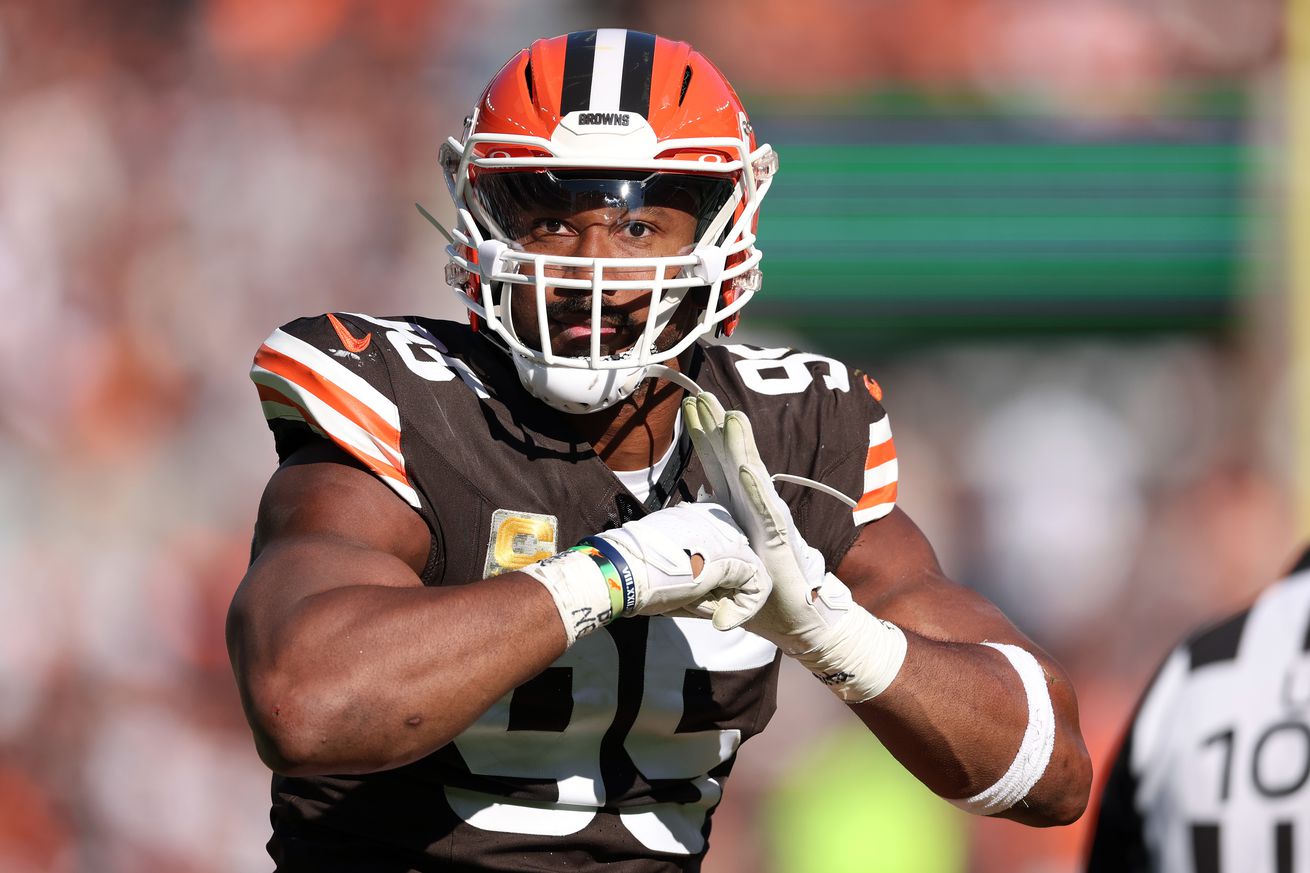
[439, 29, 777, 413]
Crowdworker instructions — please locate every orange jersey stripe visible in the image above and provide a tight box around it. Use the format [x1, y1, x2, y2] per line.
[865, 437, 897, 470]
[855, 482, 898, 512]
[254, 344, 402, 458]
[255, 383, 410, 486]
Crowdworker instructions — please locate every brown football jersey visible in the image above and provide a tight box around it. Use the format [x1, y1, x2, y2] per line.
[249, 313, 898, 872]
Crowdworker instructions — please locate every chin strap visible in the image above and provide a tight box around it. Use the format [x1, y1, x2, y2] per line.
[643, 365, 859, 510]
[645, 364, 704, 397]
[769, 473, 858, 509]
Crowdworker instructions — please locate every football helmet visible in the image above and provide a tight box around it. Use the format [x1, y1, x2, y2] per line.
[440, 29, 777, 413]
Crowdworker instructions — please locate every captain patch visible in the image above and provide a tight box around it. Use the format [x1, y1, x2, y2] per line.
[483, 509, 558, 577]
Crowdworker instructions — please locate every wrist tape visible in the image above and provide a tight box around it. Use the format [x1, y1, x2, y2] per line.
[521, 540, 636, 646]
[794, 606, 908, 704]
[949, 643, 1056, 816]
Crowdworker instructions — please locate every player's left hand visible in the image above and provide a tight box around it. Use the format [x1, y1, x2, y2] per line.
[682, 391, 833, 644]
[684, 391, 907, 703]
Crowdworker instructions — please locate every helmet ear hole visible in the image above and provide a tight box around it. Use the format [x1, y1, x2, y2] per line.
[524, 61, 535, 103]
[678, 65, 693, 106]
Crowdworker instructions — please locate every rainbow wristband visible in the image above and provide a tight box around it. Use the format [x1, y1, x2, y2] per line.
[576, 536, 639, 617]
[565, 544, 625, 619]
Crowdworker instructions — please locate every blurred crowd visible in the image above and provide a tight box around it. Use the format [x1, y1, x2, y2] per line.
[0, 1, 1292, 871]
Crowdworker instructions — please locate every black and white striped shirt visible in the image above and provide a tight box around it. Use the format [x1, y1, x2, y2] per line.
[1087, 551, 1310, 873]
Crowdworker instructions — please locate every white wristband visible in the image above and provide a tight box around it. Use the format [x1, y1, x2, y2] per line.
[793, 606, 908, 704]
[521, 550, 616, 646]
[949, 642, 1056, 816]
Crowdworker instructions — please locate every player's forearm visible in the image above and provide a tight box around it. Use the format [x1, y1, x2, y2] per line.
[849, 632, 1090, 826]
[230, 563, 566, 776]
[830, 549, 1093, 826]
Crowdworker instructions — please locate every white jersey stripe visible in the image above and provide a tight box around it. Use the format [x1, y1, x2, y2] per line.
[852, 502, 895, 526]
[863, 458, 899, 492]
[263, 328, 401, 431]
[344, 312, 438, 336]
[868, 417, 892, 448]
[589, 29, 627, 111]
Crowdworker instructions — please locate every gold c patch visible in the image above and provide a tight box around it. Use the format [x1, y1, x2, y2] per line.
[483, 509, 558, 577]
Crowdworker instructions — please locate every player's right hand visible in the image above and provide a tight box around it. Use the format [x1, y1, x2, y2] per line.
[594, 501, 772, 619]
[522, 501, 771, 645]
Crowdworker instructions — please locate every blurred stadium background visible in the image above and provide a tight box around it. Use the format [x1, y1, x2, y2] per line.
[0, 0, 1294, 870]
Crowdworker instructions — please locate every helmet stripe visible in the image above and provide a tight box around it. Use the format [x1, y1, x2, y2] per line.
[588, 28, 628, 111]
[618, 30, 656, 115]
[559, 29, 597, 115]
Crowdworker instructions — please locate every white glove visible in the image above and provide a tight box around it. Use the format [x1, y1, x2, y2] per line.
[522, 500, 771, 645]
[684, 391, 907, 702]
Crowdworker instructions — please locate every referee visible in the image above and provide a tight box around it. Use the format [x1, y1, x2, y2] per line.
[1086, 549, 1310, 873]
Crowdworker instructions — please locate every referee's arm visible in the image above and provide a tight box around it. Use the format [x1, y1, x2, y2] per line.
[1085, 726, 1153, 873]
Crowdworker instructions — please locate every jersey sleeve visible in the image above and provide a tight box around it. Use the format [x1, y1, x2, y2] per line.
[798, 365, 899, 566]
[249, 312, 421, 509]
[847, 372, 898, 526]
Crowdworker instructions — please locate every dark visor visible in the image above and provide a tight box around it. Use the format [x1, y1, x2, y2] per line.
[473, 170, 736, 246]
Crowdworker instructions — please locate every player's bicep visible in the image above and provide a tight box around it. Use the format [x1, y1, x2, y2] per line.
[253, 439, 430, 570]
[232, 442, 431, 647]
[837, 508, 1034, 647]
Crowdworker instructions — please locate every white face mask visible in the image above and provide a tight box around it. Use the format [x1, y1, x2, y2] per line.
[440, 115, 778, 414]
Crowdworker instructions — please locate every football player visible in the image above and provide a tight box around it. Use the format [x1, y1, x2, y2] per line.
[228, 29, 1092, 872]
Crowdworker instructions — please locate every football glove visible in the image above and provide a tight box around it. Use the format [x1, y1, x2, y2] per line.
[684, 391, 907, 702]
[523, 500, 771, 645]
